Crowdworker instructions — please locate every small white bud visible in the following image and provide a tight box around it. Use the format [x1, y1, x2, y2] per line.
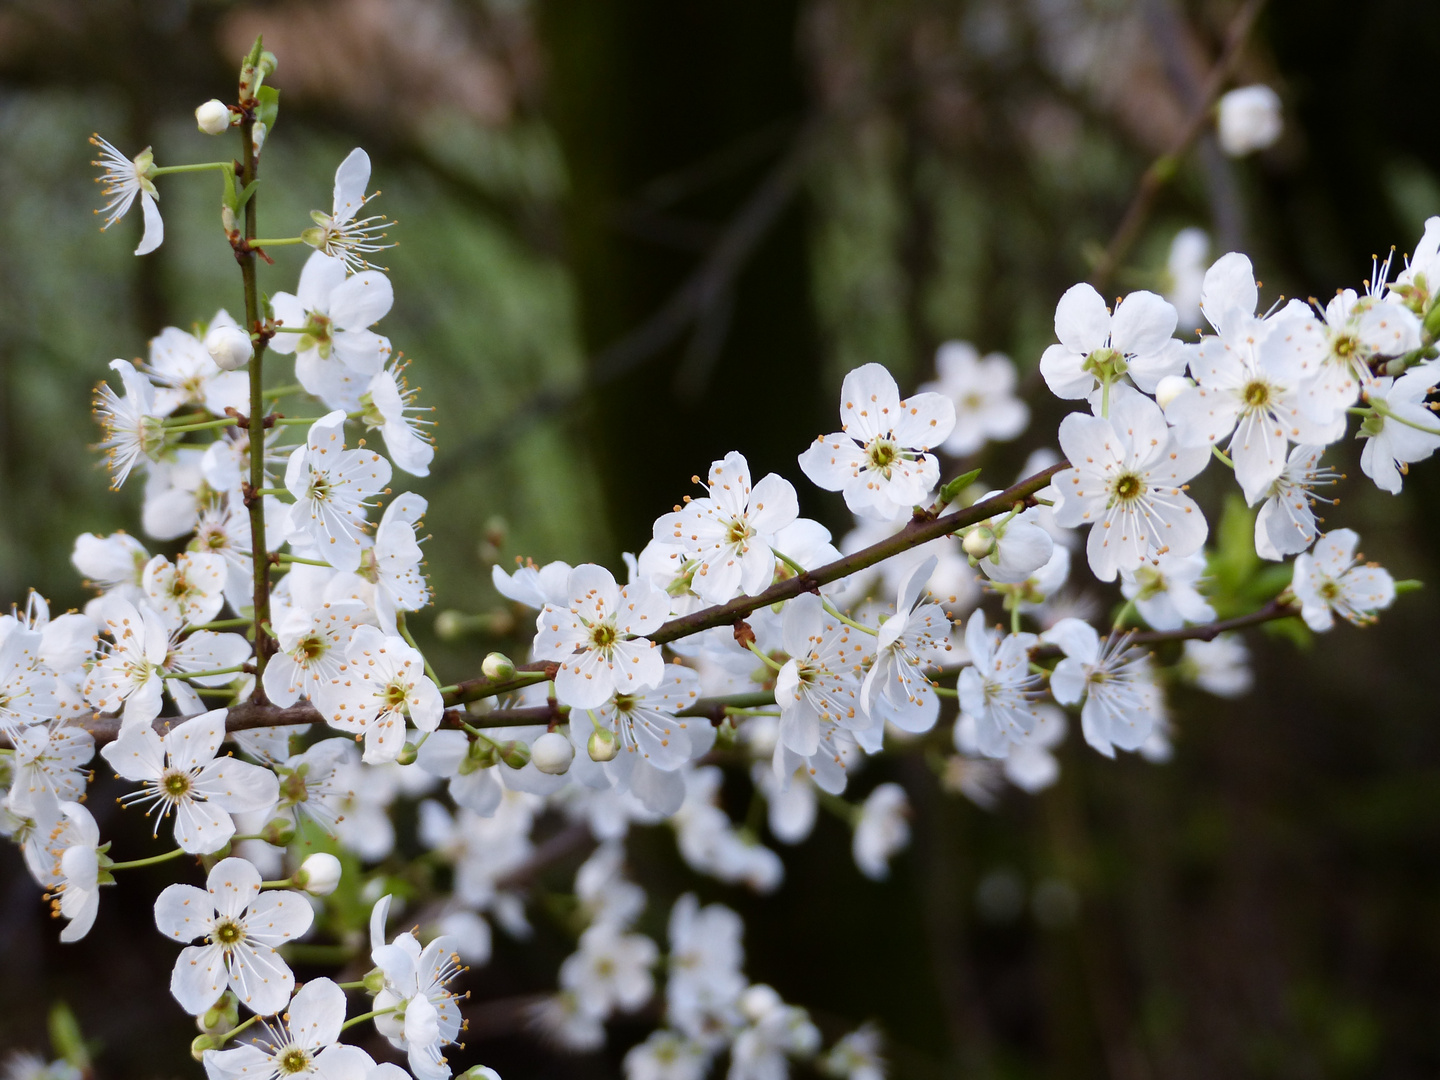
[588, 728, 619, 762]
[739, 983, 783, 1023]
[961, 525, 997, 560]
[1154, 374, 1194, 411]
[195, 99, 232, 136]
[296, 853, 342, 896]
[1216, 85, 1282, 157]
[206, 325, 253, 371]
[531, 732, 575, 775]
[481, 651, 517, 681]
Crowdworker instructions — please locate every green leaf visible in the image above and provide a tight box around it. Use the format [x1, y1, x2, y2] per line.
[221, 165, 239, 214]
[937, 468, 982, 509]
[234, 178, 261, 215]
[48, 1002, 90, 1070]
[256, 85, 281, 137]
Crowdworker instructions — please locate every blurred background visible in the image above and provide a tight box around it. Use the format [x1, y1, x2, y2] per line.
[5, 0, 1440, 1076]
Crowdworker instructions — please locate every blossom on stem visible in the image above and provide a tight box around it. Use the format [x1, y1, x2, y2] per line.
[1039, 284, 1189, 399]
[369, 894, 467, 1080]
[83, 600, 168, 730]
[860, 556, 954, 733]
[533, 564, 669, 710]
[774, 593, 870, 757]
[93, 359, 166, 490]
[852, 782, 910, 881]
[1052, 386, 1209, 582]
[653, 452, 798, 605]
[146, 314, 250, 417]
[1291, 528, 1395, 631]
[154, 856, 314, 1016]
[201, 977, 367, 1080]
[956, 610, 1042, 756]
[302, 149, 396, 273]
[284, 411, 393, 573]
[1357, 364, 1440, 494]
[364, 360, 435, 476]
[263, 599, 370, 710]
[326, 625, 443, 764]
[100, 709, 278, 854]
[1253, 443, 1339, 560]
[1042, 618, 1163, 757]
[90, 135, 163, 255]
[142, 551, 228, 631]
[47, 801, 105, 942]
[798, 363, 955, 521]
[1119, 550, 1215, 630]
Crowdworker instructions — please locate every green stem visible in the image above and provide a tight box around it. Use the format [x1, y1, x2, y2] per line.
[250, 237, 307, 247]
[271, 553, 331, 567]
[271, 416, 322, 426]
[340, 1006, 399, 1032]
[186, 618, 252, 631]
[163, 665, 245, 680]
[1370, 397, 1440, 436]
[932, 685, 958, 699]
[397, 614, 443, 686]
[151, 162, 235, 177]
[821, 598, 879, 636]
[108, 848, 187, 870]
[264, 384, 304, 398]
[334, 980, 369, 991]
[1011, 602, 1023, 636]
[745, 640, 784, 672]
[1101, 376, 1111, 419]
[253, 488, 289, 498]
[1211, 446, 1235, 469]
[211, 1012, 263, 1047]
[163, 416, 237, 433]
[1112, 598, 1138, 632]
[259, 878, 294, 889]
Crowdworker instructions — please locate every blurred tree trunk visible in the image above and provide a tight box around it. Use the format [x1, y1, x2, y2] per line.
[537, 0, 828, 557]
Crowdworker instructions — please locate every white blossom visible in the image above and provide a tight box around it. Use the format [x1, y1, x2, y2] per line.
[1254, 444, 1338, 560]
[1042, 619, 1163, 757]
[1291, 528, 1395, 631]
[852, 783, 909, 881]
[326, 626, 443, 764]
[956, 610, 1041, 756]
[798, 363, 955, 521]
[147, 315, 250, 417]
[303, 149, 396, 273]
[89, 135, 162, 255]
[364, 361, 434, 476]
[93, 359, 165, 489]
[1357, 364, 1440, 494]
[154, 856, 313, 1016]
[284, 411, 393, 572]
[917, 342, 1029, 456]
[201, 977, 363, 1080]
[1216, 85, 1282, 156]
[1119, 550, 1215, 630]
[1040, 284, 1189, 398]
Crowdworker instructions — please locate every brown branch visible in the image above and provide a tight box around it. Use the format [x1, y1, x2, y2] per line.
[1089, 0, 1267, 293]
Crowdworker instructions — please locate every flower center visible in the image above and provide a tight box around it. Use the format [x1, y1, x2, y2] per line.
[868, 439, 898, 470]
[305, 474, 332, 505]
[726, 518, 754, 546]
[1333, 333, 1358, 359]
[1112, 472, 1145, 503]
[213, 917, 245, 947]
[1243, 380, 1271, 409]
[1320, 580, 1340, 601]
[298, 634, 326, 662]
[384, 681, 410, 710]
[590, 623, 618, 649]
[161, 769, 192, 798]
[278, 1048, 312, 1075]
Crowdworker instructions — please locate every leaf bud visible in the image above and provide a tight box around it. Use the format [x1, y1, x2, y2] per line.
[481, 651, 516, 681]
[260, 816, 296, 847]
[961, 525, 997, 561]
[588, 728, 619, 762]
[531, 732, 574, 775]
[206, 324, 253, 372]
[195, 100, 232, 135]
[295, 852, 343, 896]
[396, 742, 419, 766]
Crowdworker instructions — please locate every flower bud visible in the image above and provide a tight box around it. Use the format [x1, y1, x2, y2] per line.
[206, 325, 253, 371]
[396, 742, 419, 766]
[961, 525, 996, 561]
[195, 99, 232, 135]
[588, 728, 619, 762]
[1154, 374, 1194, 410]
[482, 651, 516, 681]
[191, 1035, 222, 1062]
[531, 732, 575, 775]
[296, 852, 343, 896]
[498, 741, 531, 769]
[260, 816, 296, 847]
[457, 1068, 502, 1080]
[196, 991, 239, 1035]
[739, 983, 783, 1023]
[1216, 85, 1282, 157]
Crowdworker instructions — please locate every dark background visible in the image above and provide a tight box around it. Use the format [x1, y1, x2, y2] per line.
[3, 0, 1440, 1076]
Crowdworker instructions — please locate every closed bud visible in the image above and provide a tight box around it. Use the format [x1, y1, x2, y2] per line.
[457, 1068, 502, 1080]
[206, 325, 253, 371]
[1216, 85, 1282, 157]
[531, 732, 574, 775]
[588, 728, 619, 762]
[962, 526, 997, 561]
[260, 816, 296, 847]
[481, 651, 516, 681]
[498, 741, 531, 769]
[1154, 374, 1194, 410]
[296, 852, 342, 896]
[195, 99, 232, 135]
[196, 991, 239, 1035]
[396, 742, 419, 766]
[191, 1035, 221, 1062]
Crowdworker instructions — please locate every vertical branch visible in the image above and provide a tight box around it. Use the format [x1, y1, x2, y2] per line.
[237, 39, 273, 688]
